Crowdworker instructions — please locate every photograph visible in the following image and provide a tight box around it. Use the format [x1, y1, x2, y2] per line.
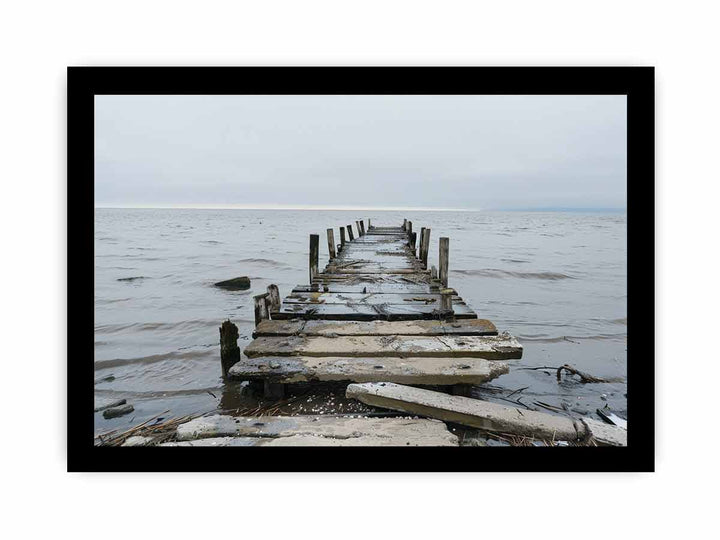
[69, 67, 653, 470]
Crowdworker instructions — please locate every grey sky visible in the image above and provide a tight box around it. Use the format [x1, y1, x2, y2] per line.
[95, 95, 626, 210]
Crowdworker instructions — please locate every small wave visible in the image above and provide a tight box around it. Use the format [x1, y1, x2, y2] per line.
[236, 257, 292, 268]
[519, 334, 626, 343]
[117, 276, 147, 282]
[453, 268, 575, 280]
[500, 258, 530, 264]
[96, 297, 132, 305]
[201, 240, 223, 245]
[95, 319, 234, 335]
[94, 349, 217, 371]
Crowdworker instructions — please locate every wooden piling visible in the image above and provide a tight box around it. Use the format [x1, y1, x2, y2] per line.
[253, 293, 270, 326]
[439, 237, 449, 288]
[266, 284, 281, 313]
[368, 218, 372, 229]
[347, 224, 354, 241]
[339, 226, 346, 249]
[419, 227, 425, 259]
[219, 320, 240, 378]
[421, 228, 431, 269]
[309, 234, 319, 283]
[403, 218, 407, 231]
[359, 220, 365, 236]
[327, 228, 336, 259]
[410, 232, 417, 256]
[431, 265, 438, 279]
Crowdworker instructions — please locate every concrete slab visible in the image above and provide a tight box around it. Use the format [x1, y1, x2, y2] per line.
[582, 417, 627, 446]
[228, 355, 509, 385]
[174, 415, 458, 446]
[244, 333, 522, 360]
[347, 382, 584, 441]
[253, 319, 498, 338]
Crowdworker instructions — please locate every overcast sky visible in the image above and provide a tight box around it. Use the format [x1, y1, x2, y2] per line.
[95, 95, 626, 210]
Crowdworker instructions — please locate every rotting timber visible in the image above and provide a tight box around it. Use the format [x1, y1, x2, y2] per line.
[226, 220, 523, 397]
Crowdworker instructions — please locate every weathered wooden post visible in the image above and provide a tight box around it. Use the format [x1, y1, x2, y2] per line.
[440, 291, 453, 313]
[339, 226, 346, 250]
[421, 228, 431, 268]
[266, 284, 280, 313]
[407, 220, 413, 239]
[403, 218, 407, 231]
[368, 218, 372, 229]
[219, 320, 240, 378]
[359, 220, 365, 235]
[327, 228, 336, 259]
[347, 224, 354, 241]
[439, 237, 449, 288]
[419, 227, 426, 259]
[431, 265, 438, 280]
[410, 232, 417, 256]
[253, 293, 270, 326]
[309, 234, 319, 283]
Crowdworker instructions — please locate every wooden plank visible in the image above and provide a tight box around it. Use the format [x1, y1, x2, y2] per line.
[283, 291, 464, 305]
[323, 268, 427, 275]
[243, 334, 522, 359]
[312, 275, 432, 285]
[272, 302, 478, 321]
[228, 356, 509, 385]
[346, 383, 584, 441]
[293, 283, 440, 294]
[168, 415, 458, 446]
[252, 319, 498, 337]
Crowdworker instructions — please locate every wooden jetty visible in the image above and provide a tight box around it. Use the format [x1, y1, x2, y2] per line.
[224, 219, 523, 397]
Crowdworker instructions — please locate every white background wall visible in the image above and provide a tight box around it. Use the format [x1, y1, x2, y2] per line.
[1, 2, 716, 538]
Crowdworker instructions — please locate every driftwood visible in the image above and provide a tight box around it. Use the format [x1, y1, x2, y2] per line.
[518, 364, 611, 384]
[556, 364, 610, 383]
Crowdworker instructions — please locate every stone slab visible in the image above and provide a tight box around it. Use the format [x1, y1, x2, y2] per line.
[346, 382, 584, 441]
[228, 355, 509, 384]
[244, 334, 522, 359]
[172, 415, 458, 446]
[582, 417, 627, 446]
[252, 319, 498, 338]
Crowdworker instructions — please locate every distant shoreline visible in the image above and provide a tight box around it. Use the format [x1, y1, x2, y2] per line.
[94, 204, 626, 213]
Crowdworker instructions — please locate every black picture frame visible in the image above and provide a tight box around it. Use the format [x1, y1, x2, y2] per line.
[69, 67, 654, 472]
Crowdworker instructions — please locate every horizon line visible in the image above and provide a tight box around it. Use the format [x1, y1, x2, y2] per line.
[94, 203, 626, 212]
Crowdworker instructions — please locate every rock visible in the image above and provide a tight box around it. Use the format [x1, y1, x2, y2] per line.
[214, 276, 251, 290]
[122, 436, 153, 447]
[94, 397, 126, 412]
[102, 404, 134, 419]
[582, 417, 627, 446]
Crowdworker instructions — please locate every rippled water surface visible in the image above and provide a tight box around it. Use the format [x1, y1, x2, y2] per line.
[95, 209, 627, 432]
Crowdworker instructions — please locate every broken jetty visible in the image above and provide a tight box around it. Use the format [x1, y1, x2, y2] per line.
[140, 219, 625, 447]
[224, 219, 522, 396]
